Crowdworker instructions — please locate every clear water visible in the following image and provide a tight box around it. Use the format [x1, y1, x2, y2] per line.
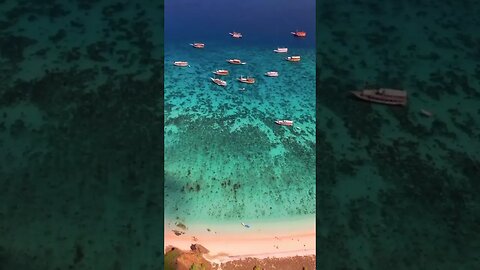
[164, 0, 316, 225]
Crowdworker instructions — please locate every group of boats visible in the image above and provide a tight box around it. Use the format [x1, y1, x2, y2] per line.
[172, 31, 424, 128]
[227, 30, 306, 39]
[173, 30, 309, 127]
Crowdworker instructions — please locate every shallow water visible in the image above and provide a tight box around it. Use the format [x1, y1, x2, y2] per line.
[164, 0, 316, 225]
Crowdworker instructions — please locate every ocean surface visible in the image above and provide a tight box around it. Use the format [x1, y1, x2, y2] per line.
[0, 0, 163, 269]
[317, 0, 480, 269]
[164, 0, 316, 225]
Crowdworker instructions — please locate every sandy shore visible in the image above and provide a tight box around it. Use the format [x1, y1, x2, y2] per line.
[164, 215, 315, 265]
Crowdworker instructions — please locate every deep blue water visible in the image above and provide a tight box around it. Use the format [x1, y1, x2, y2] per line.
[165, 0, 315, 48]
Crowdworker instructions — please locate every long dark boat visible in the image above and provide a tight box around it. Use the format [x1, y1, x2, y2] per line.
[351, 88, 407, 106]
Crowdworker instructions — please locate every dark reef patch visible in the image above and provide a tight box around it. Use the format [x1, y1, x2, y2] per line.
[317, 0, 480, 268]
[0, 0, 164, 269]
[0, 35, 36, 63]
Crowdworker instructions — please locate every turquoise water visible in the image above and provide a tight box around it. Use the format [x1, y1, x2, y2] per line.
[164, 43, 316, 223]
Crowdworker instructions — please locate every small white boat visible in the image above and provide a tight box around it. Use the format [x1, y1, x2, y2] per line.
[227, 59, 246, 65]
[241, 222, 251, 228]
[190, 43, 205, 49]
[265, 71, 279, 77]
[173, 61, 189, 67]
[275, 120, 293, 126]
[237, 75, 255, 84]
[211, 77, 227, 86]
[274, 47, 288, 53]
[229, 32, 243, 38]
[286, 56, 301, 62]
[213, 69, 229, 76]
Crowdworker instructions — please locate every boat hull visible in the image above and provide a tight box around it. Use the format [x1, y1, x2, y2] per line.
[265, 72, 278, 77]
[351, 91, 407, 106]
[286, 57, 301, 62]
[174, 62, 188, 67]
[211, 78, 227, 86]
[229, 32, 243, 38]
[190, 43, 205, 49]
[274, 48, 288, 53]
[213, 70, 229, 76]
[275, 120, 293, 126]
[238, 77, 255, 84]
[227, 60, 246, 65]
[291, 32, 307, 37]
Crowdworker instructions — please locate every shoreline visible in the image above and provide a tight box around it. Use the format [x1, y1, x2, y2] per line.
[164, 215, 316, 264]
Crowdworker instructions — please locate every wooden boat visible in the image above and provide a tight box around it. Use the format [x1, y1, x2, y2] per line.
[237, 76, 255, 84]
[265, 71, 279, 77]
[286, 56, 301, 62]
[190, 43, 205, 49]
[291, 30, 307, 37]
[274, 47, 288, 53]
[213, 69, 229, 76]
[227, 59, 246, 65]
[351, 88, 407, 106]
[173, 61, 189, 67]
[229, 32, 243, 38]
[210, 77, 227, 86]
[275, 120, 293, 126]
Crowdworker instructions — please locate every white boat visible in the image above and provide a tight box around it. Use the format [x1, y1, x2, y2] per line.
[213, 69, 229, 76]
[237, 75, 255, 84]
[211, 77, 227, 86]
[227, 59, 246, 65]
[229, 32, 243, 38]
[241, 222, 251, 228]
[275, 120, 293, 126]
[274, 47, 288, 53]
[173, 61, 189, 67]
[265, 71, 279, 77]
[190, 43, 205, 48]
[286, 56, 301, 62]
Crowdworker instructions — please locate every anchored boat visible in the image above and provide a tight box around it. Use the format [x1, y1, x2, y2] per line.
[286, 56, 301, 62]
[274, 47, 288, 53]
[213, 69, 229, 76]
[237, 75, 255, 84]
[351, 88, 407, 106]
[265, 71, 279, 77]
[275, 120, 294, 126]
[211, 77, 227, 86]
[173, 61, 189, 67]
[227, 59, 246, 65]
[291, 30, 307, 37]
[229, 32, 243, 38]
[190, 42, 205, 49]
